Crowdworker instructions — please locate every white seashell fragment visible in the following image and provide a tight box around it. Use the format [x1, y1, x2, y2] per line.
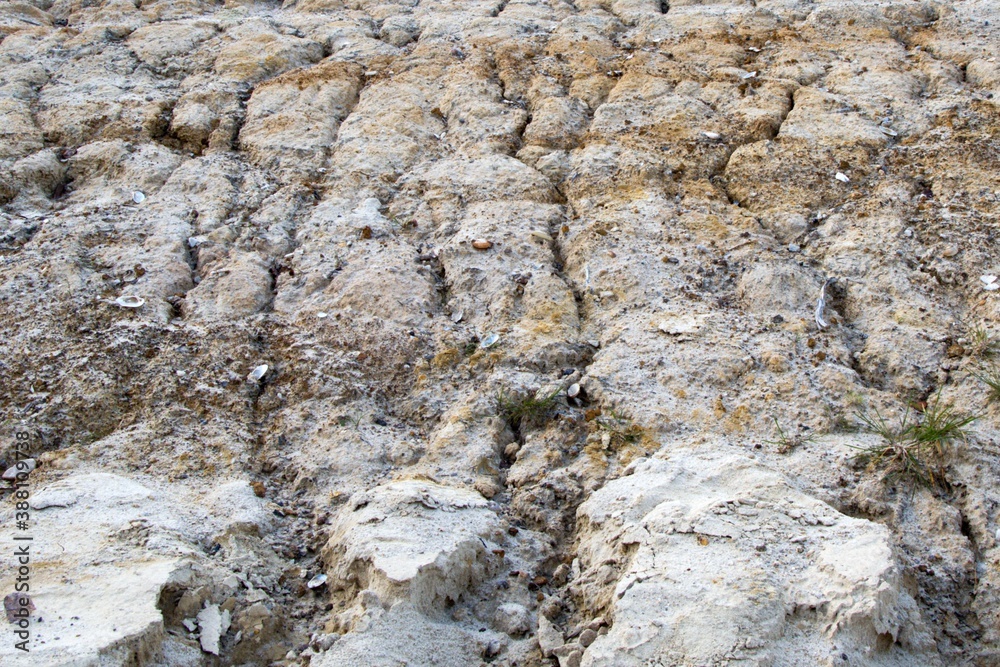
[835, 172, 850, 183]
[567, 383, 581, 398]
[702, 131, 721, 140]
[879, 127, 898, 137]
[248, 364, 268, 382]
[741, 71, 757, 79]
[317, 312, 328, 319]
[480, 333, 500, 349]
[2, 459, 35, 481]
[132, 191, 146, 203]
[982, 275, 999, 291]
[307, 574, 328, 589]
[115, 295, 145, 308]
[451, 310, 464, 323]
[530, 230, 553, 242]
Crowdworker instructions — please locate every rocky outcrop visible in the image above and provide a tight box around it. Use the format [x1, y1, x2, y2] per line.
[2, 0, 1000, 665]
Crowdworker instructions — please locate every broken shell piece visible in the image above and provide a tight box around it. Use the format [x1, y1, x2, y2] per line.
[567, 383, 581, 398]
[307, 573, 328, 589]
[835, 172, 850, 183]
[115, 295, 145, 308]
[2, 458, 35, 481]
[317, 312, 328, 319]
[472, 239, 493, 250]
[982, 275, 999, 291]
[248, 364, 268, 382]
[530, 230, 553, 242]
[132, 191, 145, 203]
[741, 71, 757, 79]
[879, 127, 898, 137]
[702, 131, 721, 140]
[481, 333, 500, 349]
[451, 310, 464, 323]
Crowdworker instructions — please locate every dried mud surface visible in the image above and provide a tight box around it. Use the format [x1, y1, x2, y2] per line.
[1, 0, 1000, 665]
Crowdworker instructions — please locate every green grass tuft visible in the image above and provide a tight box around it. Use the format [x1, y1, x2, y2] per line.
[849, 394, 976, 487]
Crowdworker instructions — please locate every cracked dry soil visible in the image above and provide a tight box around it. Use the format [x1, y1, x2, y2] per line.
[1, 0, 1000, 665]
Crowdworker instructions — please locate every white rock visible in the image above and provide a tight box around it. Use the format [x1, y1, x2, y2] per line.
[493, 603, 531, 637]
[197, 604, 223, 655]
[574, 450, 936, 666]
[321, 481, 500, 614]
[2, 458, 35, 480]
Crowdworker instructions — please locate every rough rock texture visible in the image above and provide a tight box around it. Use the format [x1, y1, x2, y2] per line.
[1, 0, 1000, 665]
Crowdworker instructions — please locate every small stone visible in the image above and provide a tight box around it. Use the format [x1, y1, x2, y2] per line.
[787, 243, 801, 253]
[835, 172, 850, 183]
[250, 481, 265, 497]
[493, 603, 531, 637]
[472, 239, 493, 250]
[579, 628, 597, 647]
[538, 614, 564, 657]
[587, 616, 607, 631]
[2, 459, 35, 481]
[132, 191, 145, 203]
[5, 593, 34, 623]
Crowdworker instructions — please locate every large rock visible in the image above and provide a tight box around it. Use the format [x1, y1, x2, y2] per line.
[572, 451, 939, 666]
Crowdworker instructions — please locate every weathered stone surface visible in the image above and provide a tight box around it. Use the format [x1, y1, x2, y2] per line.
[2, 0, 1000, 664]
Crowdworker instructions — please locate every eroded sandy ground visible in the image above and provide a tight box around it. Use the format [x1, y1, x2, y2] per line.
[1, 0, 1000, 665]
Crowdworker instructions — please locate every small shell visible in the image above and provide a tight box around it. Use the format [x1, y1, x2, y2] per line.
[747, 46, 761, 53]
[248, 364, 269, 382]
[879, 127, 898, 137]
[451, 310, 464, 323]
[981, 275, 998, 286]
[835, 172, 850, 183]
[317, 312, 328, 319]
[530, 230, 553, 242]
[480, 333, 500, 349]
[702, 131, 721, 140]
[132, 191, 145, 203]
[307, 574, 328, 589]
[115, 295, 145, 308]
[741, 71, 757, 79]
[472, 239, 493, 250]
[2, 459, 36, 481]
[567, 383, 581, 398]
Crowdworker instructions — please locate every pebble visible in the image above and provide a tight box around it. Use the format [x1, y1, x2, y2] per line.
[787, 243, 801, 253]
[3, 459, 35, 481]
[132, 191, 145, 203]
[835, 172, 850, 183]
[472, 239, 493, 250]
[579, 628, 597, 647]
